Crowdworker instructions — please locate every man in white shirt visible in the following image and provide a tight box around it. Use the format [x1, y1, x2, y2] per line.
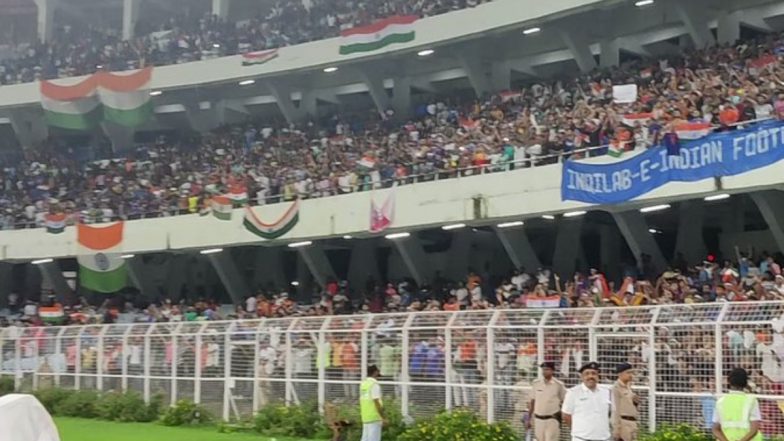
[562, 362, 612, 441]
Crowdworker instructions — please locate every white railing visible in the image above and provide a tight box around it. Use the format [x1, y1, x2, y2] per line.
[2, 302, 784, 436]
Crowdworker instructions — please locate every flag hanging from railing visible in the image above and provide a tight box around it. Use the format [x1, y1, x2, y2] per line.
[369, 189, 395, 233]
[77, 222, 127, 293]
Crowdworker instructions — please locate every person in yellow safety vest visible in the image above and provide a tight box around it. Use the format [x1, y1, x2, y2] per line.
[359, 364, 386, 441]
[713, 368, 763, 441]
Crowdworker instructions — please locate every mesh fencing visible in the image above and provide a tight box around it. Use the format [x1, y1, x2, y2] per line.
[1, 302, 784, 437]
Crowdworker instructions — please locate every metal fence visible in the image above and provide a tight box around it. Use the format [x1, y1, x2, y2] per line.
[2, 302, 784, 435]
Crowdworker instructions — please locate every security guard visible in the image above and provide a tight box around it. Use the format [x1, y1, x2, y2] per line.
[359, 365, 386, 441]
[712, 368, 762, 441]
[611, 363, 640, 441]
[528, 362, 567, 441]
[562, 362, 612, 441]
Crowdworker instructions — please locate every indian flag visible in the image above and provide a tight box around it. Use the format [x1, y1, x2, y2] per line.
[77, 222, 127, 293]
[242, 48, 279, 66]
[622, 113, 653, 127]
[608, 140, 626, 158]
[244, 200, 300, 239]
[98, 68, 153, 127]
[525, 295, 561, 308]
[39, 305, 65, 324]
[675, 122, 712, 140]
[45, 213, 67, 234]
[339, 16, 417, 55]
[226, 185, 248, 207]
[211, 196, 233, 221]
[40, 75, 102, 130]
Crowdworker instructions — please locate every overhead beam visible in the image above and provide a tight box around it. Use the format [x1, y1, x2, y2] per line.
[560, 30, 598, 72]
[675, 2, 716, 49]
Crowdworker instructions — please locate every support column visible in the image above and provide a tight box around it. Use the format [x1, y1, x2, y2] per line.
[391, 77, 412, 119]
[9, 109, 48, 148]
[101, 122, 137, 154]
[33, 0, 57, 43]
[458, 52, 492, 98]
[599, 225, 620, 281]
[553, 218, 584, 278]
[673, 201, 707, 264]
[185, 101, 221, 133]
[125, 257, 157, 300]
[390, 236, 431, 286]
[347, 240, 380, 292]
[205, 252, 250, 305]
[560, 30, 597, 73]
[297, 245, 336, 289]
[266, 81, 301, 125]
[37, 261, 73, 298]
[490, 61, 511, 92]
[0, 263, 11, 307]
[122, 0, 141, 40]
[751, 191, 784, 255]
[212, 0, 230, 19]
[494, 227, 542, 273]
[675, 2, 716, 49]
[612, 211, 667, 274]
[717, 10, 741, 45]
[599, 38, 620, 68]
[298, 90, 318, 122]
[361, 71, 390, 117]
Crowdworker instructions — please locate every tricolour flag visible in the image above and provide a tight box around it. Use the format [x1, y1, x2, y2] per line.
[226, 184, 248, 207]
[45, 213, 67, 234]
[339, 15, 417, 55]
[525, 295, 561, 308]
[370, 190, 395, 233]
[243, 200, 300, 239]
[675, 122, 712, 140]
[210, 196, 233, 220]
[607, 140, 626, 158]
[749, 54, 777, 74]
[40, 68, 153, 130]
[77, 222, 127, 293]
[241, 48, 279, 66]
[39, 305, 65, 324]
[500, 90, 522, 102]
[98, 68, 154, 127]
[622, 113, 653, 127]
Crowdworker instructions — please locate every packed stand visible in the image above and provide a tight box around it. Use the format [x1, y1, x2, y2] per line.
[4, 33, 784, 229]
[0, 0, 491, 84]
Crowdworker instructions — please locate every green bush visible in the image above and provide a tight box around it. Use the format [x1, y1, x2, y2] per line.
[397, 409, 519, 441]
[328, 400, 408, 441]
[160, 399, 212, 426]
[254, 402, 325, 438]
[639, 424, 711, 441]
[97, 391, 161, 422]
[54, 390, 100, 418]
[0, 376, 15, 396]
[33, 388, 71, 414]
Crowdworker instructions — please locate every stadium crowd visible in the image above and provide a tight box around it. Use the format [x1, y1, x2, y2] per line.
[2, 31, 784, 230]
[0, 0, 491, 84]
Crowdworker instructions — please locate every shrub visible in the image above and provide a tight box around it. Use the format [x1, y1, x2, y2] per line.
[328, 400, 408, 441]
[33, 388, 71, 414]
[160, 399, 212, 426]
[0, 376, 15, 396]
[397, 409, 519, 441]
[97, 391, 160, 422]
[639, 424, 712, 441]
[54, 390, 100, 418]
[254, 402, 325, 438]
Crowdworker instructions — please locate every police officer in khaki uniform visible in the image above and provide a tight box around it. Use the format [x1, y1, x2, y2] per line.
[611, 363, 640, 441]
[528, 362, 567, 441]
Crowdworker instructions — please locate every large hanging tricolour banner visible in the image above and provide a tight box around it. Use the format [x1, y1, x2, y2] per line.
[561, 120, 784, 204]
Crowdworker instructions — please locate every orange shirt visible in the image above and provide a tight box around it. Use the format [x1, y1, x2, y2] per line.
[458, 341, 477, 362]
[443, 302, 460, 311]
[719, 107, 740, 125]
[341, 342, 359, 372]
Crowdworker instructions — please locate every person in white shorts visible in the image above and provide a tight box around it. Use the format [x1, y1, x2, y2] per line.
[359, 364, 386, 441]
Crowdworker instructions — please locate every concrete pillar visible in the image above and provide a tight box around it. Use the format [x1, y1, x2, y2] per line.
[612, 210, 667, 274]
[297, 245, 336, 289]
[390, 236, 432, 286]
[347, 240, 380, 291]
[599, 225, 620, 281]
[33, 0, 57, 43]
[0, 263, 11, 307]
[391, 77, 412, 119]
[717, 10, 741, 45]
[251, 248, 287, 291]
[205, 252, 251, 305]
[673, 201, 707, 264]
[675, 2, 716, 49]
[553, 218, 583, 278]
[444, 231, 473, 282]
[751, 191, 784, 255]
[212, 0, 230, 19]
[494, 227, 542, 273]
[491, 61, 511, 92]
[361, 71, 390, 117]
[560, 30, 597, 73]
[125, 257, 157, 300]
[266, 81, 301, 125]
[185, 101, 221, 133]
[9, 109, 48, 147]
[298, 90, 318, 121]
[458, 53, 492, 98]
[214, 99, 249, 125]
[599, 38, 620, 68]
[122, 0, 141, 40]
[37, 261, 73, 298]
[101, 122, 136, 154]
